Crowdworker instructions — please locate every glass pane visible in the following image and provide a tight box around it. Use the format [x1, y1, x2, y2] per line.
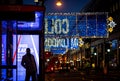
[1, 69, 6, 80]
[13, 35, 39, 81]
[2, 35, 6, 65]
[2, 21, 7, 65]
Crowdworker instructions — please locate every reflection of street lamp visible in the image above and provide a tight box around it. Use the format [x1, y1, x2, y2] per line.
[56, 0, 63, 6]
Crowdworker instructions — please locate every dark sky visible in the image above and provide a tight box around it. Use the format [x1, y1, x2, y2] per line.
[44, 0, 91, 13]
[23, 0, 91, 13]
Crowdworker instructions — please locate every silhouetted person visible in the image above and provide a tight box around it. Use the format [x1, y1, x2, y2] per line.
[21, 48, 37, 81]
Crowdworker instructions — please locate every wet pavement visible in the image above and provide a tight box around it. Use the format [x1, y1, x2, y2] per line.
[45, 70, 120, 81]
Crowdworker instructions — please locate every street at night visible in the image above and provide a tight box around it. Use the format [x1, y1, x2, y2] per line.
[0, 0, 120, 81]
[45, 70, 120, 81]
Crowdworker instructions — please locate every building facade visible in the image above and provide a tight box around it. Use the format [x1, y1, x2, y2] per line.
[82, 0, 120, 70]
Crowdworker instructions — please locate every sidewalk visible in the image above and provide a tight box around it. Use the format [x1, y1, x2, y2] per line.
[79, 69, 120, 81]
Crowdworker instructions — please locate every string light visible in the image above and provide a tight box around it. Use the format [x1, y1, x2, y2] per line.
[79, 37, 84, 47]
[107, 16, 117, 33]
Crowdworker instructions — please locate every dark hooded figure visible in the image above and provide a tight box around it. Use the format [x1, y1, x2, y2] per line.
[21, 48, 37, 81]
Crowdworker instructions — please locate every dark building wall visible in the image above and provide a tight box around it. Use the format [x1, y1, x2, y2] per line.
[0, 0, 23, 4]
[82, 0, 120, 13]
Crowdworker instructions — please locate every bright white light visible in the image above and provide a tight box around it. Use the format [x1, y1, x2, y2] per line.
[108, 21, 117, 28]
[107, 49, 110, 52]
[47, 59, 50, 62]
[55, 61, 58, 64]
[30, 35, 39, 74]
[94, 52, 97, 55]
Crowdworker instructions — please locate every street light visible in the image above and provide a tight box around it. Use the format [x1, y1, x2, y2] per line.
[56, 0, 62, 6]
[107, 49, 110, 52]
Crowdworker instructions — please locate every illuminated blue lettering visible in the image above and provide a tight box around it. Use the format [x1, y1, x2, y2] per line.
[45, 18, 69, 35]
[62, 19, 69, 34]
[55, 19, 62, 34]
[71, 38, 78, 47]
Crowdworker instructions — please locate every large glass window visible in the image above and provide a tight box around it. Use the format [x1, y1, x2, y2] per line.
[13, 35, 39, 81]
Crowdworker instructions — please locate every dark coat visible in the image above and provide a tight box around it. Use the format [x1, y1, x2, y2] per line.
[21, 53, 37, 74]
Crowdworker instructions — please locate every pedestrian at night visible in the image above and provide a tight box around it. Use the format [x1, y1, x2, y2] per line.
[21, 48, 37, 81]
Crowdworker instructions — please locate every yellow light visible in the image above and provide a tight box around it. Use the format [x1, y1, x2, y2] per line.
[92, 63, 95, 68]
[79, 44, 83, 47]
[79, 38, 82, 41]
[108, 16, 113, 21]
[79, 37, 84, 47]
[56, 0, 62, 6]
[108, 27, 113, 33]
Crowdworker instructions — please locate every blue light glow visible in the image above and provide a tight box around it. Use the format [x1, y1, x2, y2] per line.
[1, 11, 43, 81]
[2, 35, 6, 65]
[13, 35, 39, 81]
[17, 12, 43, 30]
[45, 13, 108, 54]
[45, 37, 79, 54]
[45, 13, 108, 37]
